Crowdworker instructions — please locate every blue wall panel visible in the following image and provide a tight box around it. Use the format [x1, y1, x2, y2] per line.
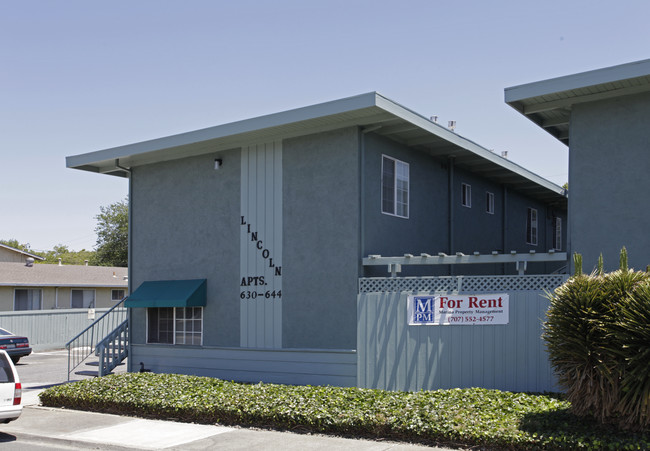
[357, 275, 566, 393]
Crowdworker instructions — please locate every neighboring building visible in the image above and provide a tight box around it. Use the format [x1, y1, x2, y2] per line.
[66, 92, 567, 385]
[0, 262, 128, 310]
[0, 244, 45, 264]
[506, 59, 650, 272]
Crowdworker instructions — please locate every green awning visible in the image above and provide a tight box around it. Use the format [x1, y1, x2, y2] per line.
[124, 279, 206, 308]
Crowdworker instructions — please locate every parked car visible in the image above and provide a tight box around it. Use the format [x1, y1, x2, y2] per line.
[0, 350, 21, 423]
[0, 328, 31, 363]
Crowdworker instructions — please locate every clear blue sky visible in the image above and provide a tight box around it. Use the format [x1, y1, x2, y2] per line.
[2, 1, 649, 252]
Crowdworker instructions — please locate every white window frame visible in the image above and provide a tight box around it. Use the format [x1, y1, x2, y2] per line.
[486, 191, 495, 214]
[553, 216, 562, 251]
[147, 307, 203, 346]
[526, 207, 538, 246]
[461, 183, 471, 208]
[14, 288, 43, 311]
[70, 289, 96, 308]
[111, 289, 126, 301]
[381, 155, 409, 218]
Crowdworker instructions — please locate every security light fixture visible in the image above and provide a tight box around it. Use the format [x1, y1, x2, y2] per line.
[214, 158, 223, 170]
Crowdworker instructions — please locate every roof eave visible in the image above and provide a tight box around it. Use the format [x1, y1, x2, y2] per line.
[67, 92, 566, 203]
[66, 92, 382, 174]
[505, 59, 650, 147]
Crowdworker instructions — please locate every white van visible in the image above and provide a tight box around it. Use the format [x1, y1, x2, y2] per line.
[0, 350, 21, 423]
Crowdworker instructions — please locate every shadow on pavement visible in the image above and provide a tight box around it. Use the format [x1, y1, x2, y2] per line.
[0, 432, 17, 443]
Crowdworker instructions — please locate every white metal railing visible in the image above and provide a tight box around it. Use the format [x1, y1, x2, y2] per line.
[363, 251, 568, 276]
[66, 297, 128, 380]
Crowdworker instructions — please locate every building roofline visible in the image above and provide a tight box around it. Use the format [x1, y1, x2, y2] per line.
[0, 244, 45, 261]
[505, 59, 650, 102]
[505, 59, 650, 146]
[66, 92, 380, 173]
[0, 283, 127, 288]
[67, 92, 566, 202]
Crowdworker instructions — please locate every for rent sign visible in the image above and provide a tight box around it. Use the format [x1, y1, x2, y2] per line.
[407, 294, 509, 325]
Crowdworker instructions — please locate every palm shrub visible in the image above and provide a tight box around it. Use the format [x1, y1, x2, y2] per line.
[543, 248, 650, 430]
[543, 253, 613, 422]
[611, 276, 650, 430]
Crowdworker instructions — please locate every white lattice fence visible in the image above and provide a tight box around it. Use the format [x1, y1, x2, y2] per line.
[359, 274, 567, 294]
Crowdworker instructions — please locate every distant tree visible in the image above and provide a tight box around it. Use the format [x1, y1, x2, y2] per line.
[41, 244, 96, 265]
[94, 198, 128, 267]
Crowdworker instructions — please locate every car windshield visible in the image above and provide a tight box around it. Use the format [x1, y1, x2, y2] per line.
[0, 328, 12, 336]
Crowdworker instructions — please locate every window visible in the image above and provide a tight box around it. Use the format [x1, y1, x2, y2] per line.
[71, 289, 95, 308]
[112, 289, 125, 301]
[526, 208, 538, 245]
[553, 216, 562, 250]
[14, 289, 42, 311]
[0, 352, 15, 383]
[147, 308, 174, 344]
[147, 307, 203, 345]
[486, 192, 494, 214]
[175, 307, 203, 345]
[381, 155, 409, 218]
[461, 183, 471, 207]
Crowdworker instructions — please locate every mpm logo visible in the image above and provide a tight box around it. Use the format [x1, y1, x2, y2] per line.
[412, 296, 435, 322]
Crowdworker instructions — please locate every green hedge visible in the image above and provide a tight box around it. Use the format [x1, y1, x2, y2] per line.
[40, 373, 650, 449]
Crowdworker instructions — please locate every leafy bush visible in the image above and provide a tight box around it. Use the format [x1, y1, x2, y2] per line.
[40, 373, 650, 449]
[544, 248, 650, 431]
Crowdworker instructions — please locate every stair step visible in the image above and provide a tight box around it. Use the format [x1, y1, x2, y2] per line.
[75, 370, 99, 377]
[85, 360, 125, 367]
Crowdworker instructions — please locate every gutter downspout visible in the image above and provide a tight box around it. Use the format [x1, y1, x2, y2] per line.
[115, 159, 133, 373]
[502, 185, 508, 275]
[448, 156, 455, 276]
[359, 126, 381, 277]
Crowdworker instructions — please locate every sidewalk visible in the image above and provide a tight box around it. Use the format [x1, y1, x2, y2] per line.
[5, 403, 453, 450]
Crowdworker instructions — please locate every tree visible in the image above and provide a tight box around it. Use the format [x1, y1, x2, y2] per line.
[41, 244, 96, 265]
[94, 198, 128, 267]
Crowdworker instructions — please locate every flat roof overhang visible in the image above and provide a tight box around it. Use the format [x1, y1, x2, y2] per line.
[67, 92, 566, 206]
[505, 59, 650, 147]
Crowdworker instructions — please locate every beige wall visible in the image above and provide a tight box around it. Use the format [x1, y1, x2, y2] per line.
[0, 248, 28, 263]
[0, 286, 127, 311]
[0, 287, 13, 310]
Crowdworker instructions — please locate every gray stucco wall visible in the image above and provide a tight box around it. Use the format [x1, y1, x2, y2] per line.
[127, 123, 566, 359]
[362, 133, 449, 277]
[130, 149, 241, 347]
[282, 128, 360, 349]
[361, 133, 565, 276]
[570, 92, 650, 272]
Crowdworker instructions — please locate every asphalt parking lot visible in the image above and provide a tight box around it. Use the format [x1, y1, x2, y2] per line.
[15, 349, 127, 405]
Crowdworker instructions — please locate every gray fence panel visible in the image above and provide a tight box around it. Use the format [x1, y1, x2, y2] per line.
[131, 344, 357, 387]
[0, 309, 113, 351]
[358, 275, 566, 393]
